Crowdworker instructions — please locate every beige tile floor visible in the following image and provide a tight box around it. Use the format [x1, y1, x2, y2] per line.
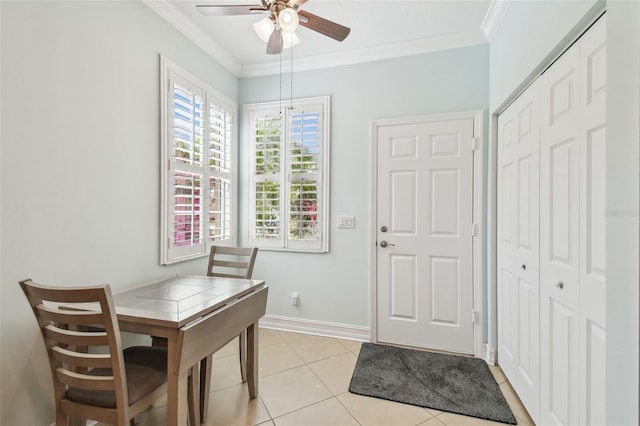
[130, 328, 535, 426]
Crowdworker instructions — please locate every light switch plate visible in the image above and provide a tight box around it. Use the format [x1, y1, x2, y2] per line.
[337, 215, 355, 229]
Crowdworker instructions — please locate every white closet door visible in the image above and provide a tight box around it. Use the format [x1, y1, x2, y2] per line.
[540, 36, 582, 426]
[497, 78, 540, 424]
[578, 16, 607, 426]
[498, 15, 606, 426]
[497, 96, 517, 383]
[540, 16, 607, 426]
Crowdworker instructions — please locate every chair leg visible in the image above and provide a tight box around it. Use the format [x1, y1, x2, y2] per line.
[67, 415, 85, 426]
[199, 354, 212, 424]
[239, 330, 247, 382]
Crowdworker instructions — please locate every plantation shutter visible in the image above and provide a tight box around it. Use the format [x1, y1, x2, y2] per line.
[208, 103, 233, 242]
[247, 96, 329, 252]
[287, 107, 323, 250]
[161, 58, 237, 265]
[251, 108, 284, 248]
[168, 74, 206, 261]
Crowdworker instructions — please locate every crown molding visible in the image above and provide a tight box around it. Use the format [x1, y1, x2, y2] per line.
[240, 30, 488, 78]
[142, 0, 242, 76]
[480, 0, 510, 41]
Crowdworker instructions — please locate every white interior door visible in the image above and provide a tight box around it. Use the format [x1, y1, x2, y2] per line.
[376, 117, 474, 354]
[540, 16, 607, 424]
[578, 16, 607, 426]
[497, 76, 541, 424]
[540, 37, 581, 426]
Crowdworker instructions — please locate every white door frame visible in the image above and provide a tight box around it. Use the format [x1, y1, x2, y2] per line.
[369, 110, 485, 358]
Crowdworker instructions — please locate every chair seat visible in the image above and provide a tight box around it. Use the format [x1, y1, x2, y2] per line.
[66, 346, 167, 409]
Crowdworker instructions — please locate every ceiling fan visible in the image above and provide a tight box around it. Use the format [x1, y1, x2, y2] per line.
[196, 0, 351, 55]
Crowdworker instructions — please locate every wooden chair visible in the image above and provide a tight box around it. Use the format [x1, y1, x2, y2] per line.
[200, 245, 258, 422]
[19, 279, 196, 426]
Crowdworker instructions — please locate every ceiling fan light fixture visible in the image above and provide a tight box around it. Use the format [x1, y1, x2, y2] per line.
[283, 31, 300, 49]
[253, 17, 275, 43]
[278, 8, 299, 32]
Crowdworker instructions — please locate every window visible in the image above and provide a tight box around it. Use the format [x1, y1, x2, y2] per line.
[160, 57, 236, 264]
[246, 96, 329, 252]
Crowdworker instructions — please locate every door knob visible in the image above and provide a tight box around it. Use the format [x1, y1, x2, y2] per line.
[379, 240, 395, 248]
[556, 281, 564, 289]
[380, 226, 388, 232]
[521, 264, 526, 271]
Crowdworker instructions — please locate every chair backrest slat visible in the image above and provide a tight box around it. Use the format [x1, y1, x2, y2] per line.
[51, 346, 113, 369]
[37, 304, 106, 326]
[56, 369, 116, 391]
[211, 259, 252, 269]
[44, 324, 110, 347]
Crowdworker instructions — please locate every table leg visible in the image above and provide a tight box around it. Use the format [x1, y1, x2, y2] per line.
[167, 334, 189, 426]
[199, 354, 212, 423]
[188, 363, 200, 426]
[246, 323, 259, 398]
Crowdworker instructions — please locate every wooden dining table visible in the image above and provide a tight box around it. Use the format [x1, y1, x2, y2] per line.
[110, 275, 268, 426]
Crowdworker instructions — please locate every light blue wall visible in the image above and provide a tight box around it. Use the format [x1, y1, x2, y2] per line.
[0, 1, 238, 424]
[490, 0, 603, 111]
[239, 46, 490, 328]
[604, 2, 639, 424]
[489, 1, 639, 424]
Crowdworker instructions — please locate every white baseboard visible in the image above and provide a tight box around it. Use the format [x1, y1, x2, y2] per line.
[259, 314, 370, 342]
[484, 343, 497, 365]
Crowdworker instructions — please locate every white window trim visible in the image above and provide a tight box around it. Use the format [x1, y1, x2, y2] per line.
[244, 95, 330, 253]
[160, 56, 238, 265]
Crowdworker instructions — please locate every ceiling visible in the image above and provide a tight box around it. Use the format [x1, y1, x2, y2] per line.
[144, 0, 507, 78]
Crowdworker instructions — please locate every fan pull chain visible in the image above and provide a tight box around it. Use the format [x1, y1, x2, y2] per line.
[279, 48, 283, 118]
[290, 41, 294, 112]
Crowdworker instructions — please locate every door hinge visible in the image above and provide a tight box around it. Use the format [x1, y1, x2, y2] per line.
[472, 137, 480, 150]
[472, 310, 480, 324]
[472, 223, 479, 237]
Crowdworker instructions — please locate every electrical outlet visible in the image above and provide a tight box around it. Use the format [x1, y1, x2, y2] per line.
[291, 292, 300, 306]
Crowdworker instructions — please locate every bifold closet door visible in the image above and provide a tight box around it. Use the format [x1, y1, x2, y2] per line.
[497, 15, 606, 425]
[577, 17, 606, 426]
[497, 78, 540, 425]
[539, 15, 606, 426]
[539, 40, 581, 426]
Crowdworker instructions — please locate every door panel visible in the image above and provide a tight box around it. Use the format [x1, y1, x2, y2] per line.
[377, 118, 474, 354]
[497, 77, 540, 424]
[390, 171, 417, 233]
[431, 256, 460, 324]
[548, 299, 574, 426]
[431, 169, 460, 235]
[390, 254, 417, 319]
[540, 38, 580, 426]
[579, 16, 606, 425]
[585, 321, 606, 425]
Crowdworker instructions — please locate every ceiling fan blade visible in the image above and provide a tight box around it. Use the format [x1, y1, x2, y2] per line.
[266, 28, 283, 54]
[297, 10, 350, 42]
[196, 4, 267, 16]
